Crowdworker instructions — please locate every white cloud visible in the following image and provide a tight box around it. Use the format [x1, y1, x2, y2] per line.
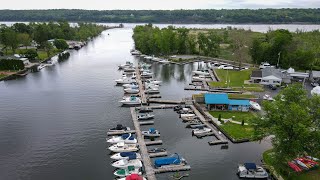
[1, 0, 319, 10]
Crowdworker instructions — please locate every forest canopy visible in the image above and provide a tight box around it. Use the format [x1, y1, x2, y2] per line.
[0, 9, 319, 24]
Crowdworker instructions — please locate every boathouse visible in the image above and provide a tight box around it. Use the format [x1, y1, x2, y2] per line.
[204, 93, 250, 112]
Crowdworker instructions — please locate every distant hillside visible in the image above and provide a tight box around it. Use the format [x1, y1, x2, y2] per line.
[0, 9, 319, 24]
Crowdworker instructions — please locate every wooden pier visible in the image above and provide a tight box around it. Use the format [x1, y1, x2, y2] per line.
[189, 105, 228, 145]
[107, 130, 136, 136]
[148, 99, 185, 104]
[135, 67, 147, 104]
[208, 68, 218, 82]
[148, 95, 162, 98]
[130, 107, 157, 180]
[136, 105, 177, 110]
[149, 151, 168, 158]
[154, 165, 191, 174]
[139, 120, 155, 125]
[145, 140, 163, 146]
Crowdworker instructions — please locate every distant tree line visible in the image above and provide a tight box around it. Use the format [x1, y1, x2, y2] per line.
[133, 24, 221, 57]
[0, 21, 106, 54]
[0, 9, 319, 24]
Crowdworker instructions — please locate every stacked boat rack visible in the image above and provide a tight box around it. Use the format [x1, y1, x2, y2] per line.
[108, 61, 191, 180]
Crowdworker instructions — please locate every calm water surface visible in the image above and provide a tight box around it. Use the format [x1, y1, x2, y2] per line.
[0, 27, 272, 180]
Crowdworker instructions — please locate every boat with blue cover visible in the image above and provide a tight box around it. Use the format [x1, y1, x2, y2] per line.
[107, 133, 137, 144]
[141, 128, 160, 137]
[111, 152, 141, 160]
[154, 153, 187, 168]
[237, 163, 269, 179]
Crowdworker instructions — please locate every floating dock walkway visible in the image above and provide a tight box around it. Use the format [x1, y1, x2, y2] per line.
[135, 67, 147, 105]
[148, 99, 185, 104]
[189, 105, 228, 145]
[107, 130, 136, 136]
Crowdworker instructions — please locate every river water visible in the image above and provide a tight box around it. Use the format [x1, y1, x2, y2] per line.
[0, 24, 294, 180]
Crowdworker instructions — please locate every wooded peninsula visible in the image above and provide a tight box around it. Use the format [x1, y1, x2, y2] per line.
[0, 9, 319, 24]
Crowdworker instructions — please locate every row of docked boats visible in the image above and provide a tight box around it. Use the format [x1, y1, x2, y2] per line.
[130, 49, 170, 64]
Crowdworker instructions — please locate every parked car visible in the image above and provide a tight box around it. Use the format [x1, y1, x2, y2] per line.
[218, 65, 234, 70]
[268, 84, 277, 90]
[311, 82, 319, 87]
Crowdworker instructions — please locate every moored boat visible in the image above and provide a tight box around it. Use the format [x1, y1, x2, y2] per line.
[115, 78, 136, 84]
[192, 70, 210, 76]
[237, 163, 269, 179]
[124, 87, 140, 94]
[138, 107, 153, 113]
[107, 133, 137, 144]
[111, 152, 141, 160]
[114, 165, 142, 177]
[108, 142, 139, 153]
[141, 128, 160, 137]
[109, 124, 131, 132]
[192, 126, 211, 136]
[112, 159, 143, 169]
[117, 174, 146, 180]
[249, 101, 261, 111]
[119, 96, 142, 106]
[154, 153, 187, 168]
[137, 113, 155, 120]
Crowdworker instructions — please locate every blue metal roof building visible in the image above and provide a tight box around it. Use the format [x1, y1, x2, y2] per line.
[204, 93, 250, 112]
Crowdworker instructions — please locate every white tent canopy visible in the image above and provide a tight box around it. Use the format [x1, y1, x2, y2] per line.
[311, 86, 320, 96]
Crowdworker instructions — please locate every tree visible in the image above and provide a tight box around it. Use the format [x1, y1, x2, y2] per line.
[254, 84, 320, 165]
[53, 39, 68, 50]
[1, 28, 19, 54]
[17, 33, 32, 49]
[22, 49, 38, 60]
[42, 42, 54, 57]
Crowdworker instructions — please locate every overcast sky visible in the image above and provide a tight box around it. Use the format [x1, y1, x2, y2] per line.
[1, 0, 319, 10]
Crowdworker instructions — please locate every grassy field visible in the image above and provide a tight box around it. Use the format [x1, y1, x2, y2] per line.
[220, 122, 254, 140]
[209, 69, 264, 91]
[2, 48, 61, 61]
[263, 149, 320, 180]
[209, 111, 256, 123]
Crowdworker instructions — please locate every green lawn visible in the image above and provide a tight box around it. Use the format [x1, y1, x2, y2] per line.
[0, 74, 7, 79]
[209, 111, 256, 123]
[233, 86, 265, 92]
[263, 149, 320, 180]
[220, 122, 254, 140]
[228, 93, 257, 99]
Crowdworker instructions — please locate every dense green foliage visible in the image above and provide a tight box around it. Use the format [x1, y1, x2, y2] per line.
[53, 39, 68, 50]
[250, 29, 318, 69]
[22, 49, 38, 60]
[254, 85, 320, 166]
[133, 24, 221, 57]
[0, 22, 106, 56]
[0, 9, 319, 23]
[0, 59, 25, 70]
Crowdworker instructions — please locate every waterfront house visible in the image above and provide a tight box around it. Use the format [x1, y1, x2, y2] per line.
[204, 93, 250, 112]
[250, 67, 291, 85]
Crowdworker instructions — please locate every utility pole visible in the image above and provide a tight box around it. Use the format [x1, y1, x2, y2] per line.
[277, 51, 281, 68]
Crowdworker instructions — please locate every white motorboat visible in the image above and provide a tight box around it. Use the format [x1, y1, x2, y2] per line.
[237, 163, 269, 179]
[108, 142, 139, 152]
[109, 124, 131, 132]
[152, 57, 160, 62]
[124, 87, 140, 94]
[123, 67, 136, 72]
[115, 78, 136, 84]
[123, 82, 138, 88]
[122, 73, 136, 79]
[111, 152, 141, 160]
[146, 79, 162, 85]
[118, 61, 133, 69]
[139, 63, 151, 69]
[137, 113, 155, 120]
[107, 133, 137, 144]
[192, 127, 212, 136]
[119, 96, 142, 105]
[263, 94, 274, 101]
[218, 65, 234, 70]
[249, 101, 262, 111]
[180, 113, 196, 118]
[144, 56, 153, 60]
[145, 83, 159, 89]
[131, 50, 141, 55]
[112, 159, 143, 169]
[141, 128, 160, 137]
[113, 165, 142, 177]
[117, 174, 146, 180]
[192, 70, 210, 76]
[37, 64, 47, 71]
[145, 87, 159, 94]
[159, 59, 170, 64]
[192, 75, 209, 81]
[141, 71, 153, 76]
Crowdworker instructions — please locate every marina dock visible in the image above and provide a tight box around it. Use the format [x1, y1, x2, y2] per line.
[136, 105, 177, 110]
[148, 99, 185, 104]
[145, 140, 163, 146]
[139, 120, 155, 125]
[107, 130, 136, 136]
[149, 151, 168, 158]
[135, 67, 147, 104]
[130, 107, 157, 180]
[189, 105, 228, 145]
[154, 165, 191, 174]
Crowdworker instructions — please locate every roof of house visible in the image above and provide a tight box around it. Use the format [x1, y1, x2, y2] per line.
[312, 71, 320, 78]
[251, 70, 262, 78]
[229, 99, 250, 106]
[262, 75, 282, 81]
[262, 67, 282, 79]
[204, 93, 229, 104]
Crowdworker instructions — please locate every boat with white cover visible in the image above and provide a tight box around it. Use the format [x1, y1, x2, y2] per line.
[144, 56, 153, 60]
[107, 133, 137, 144]
[115, 77, 136, 84]
[141, 128, 160, 137]
[137, 113, 155, 120]
[110, 152, 141, 160]
[249, 101, 261, 111]
[112, 159, 143, 169]
[145, 87, 159, 94]
[123, 82, 138, 88]
[119, 96, 141, 105]
[192, 70, 210, 76]
[114, 165, 142, 177]
[237, 163, 269, 179]
[180, 113, 196, 118]
[108, 142, 139, 152]
[123, 67, 136, 72]
[124, 87, 140, 94]
[192, 127, 212, 136]
[145, 79, 162, 85]
[118, 61, 133, 69]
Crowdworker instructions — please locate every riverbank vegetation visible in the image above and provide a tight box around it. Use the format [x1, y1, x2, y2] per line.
[255, 84, 320, 179]
[0, 9, 319, 24]
[133, 24, 320, 71]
